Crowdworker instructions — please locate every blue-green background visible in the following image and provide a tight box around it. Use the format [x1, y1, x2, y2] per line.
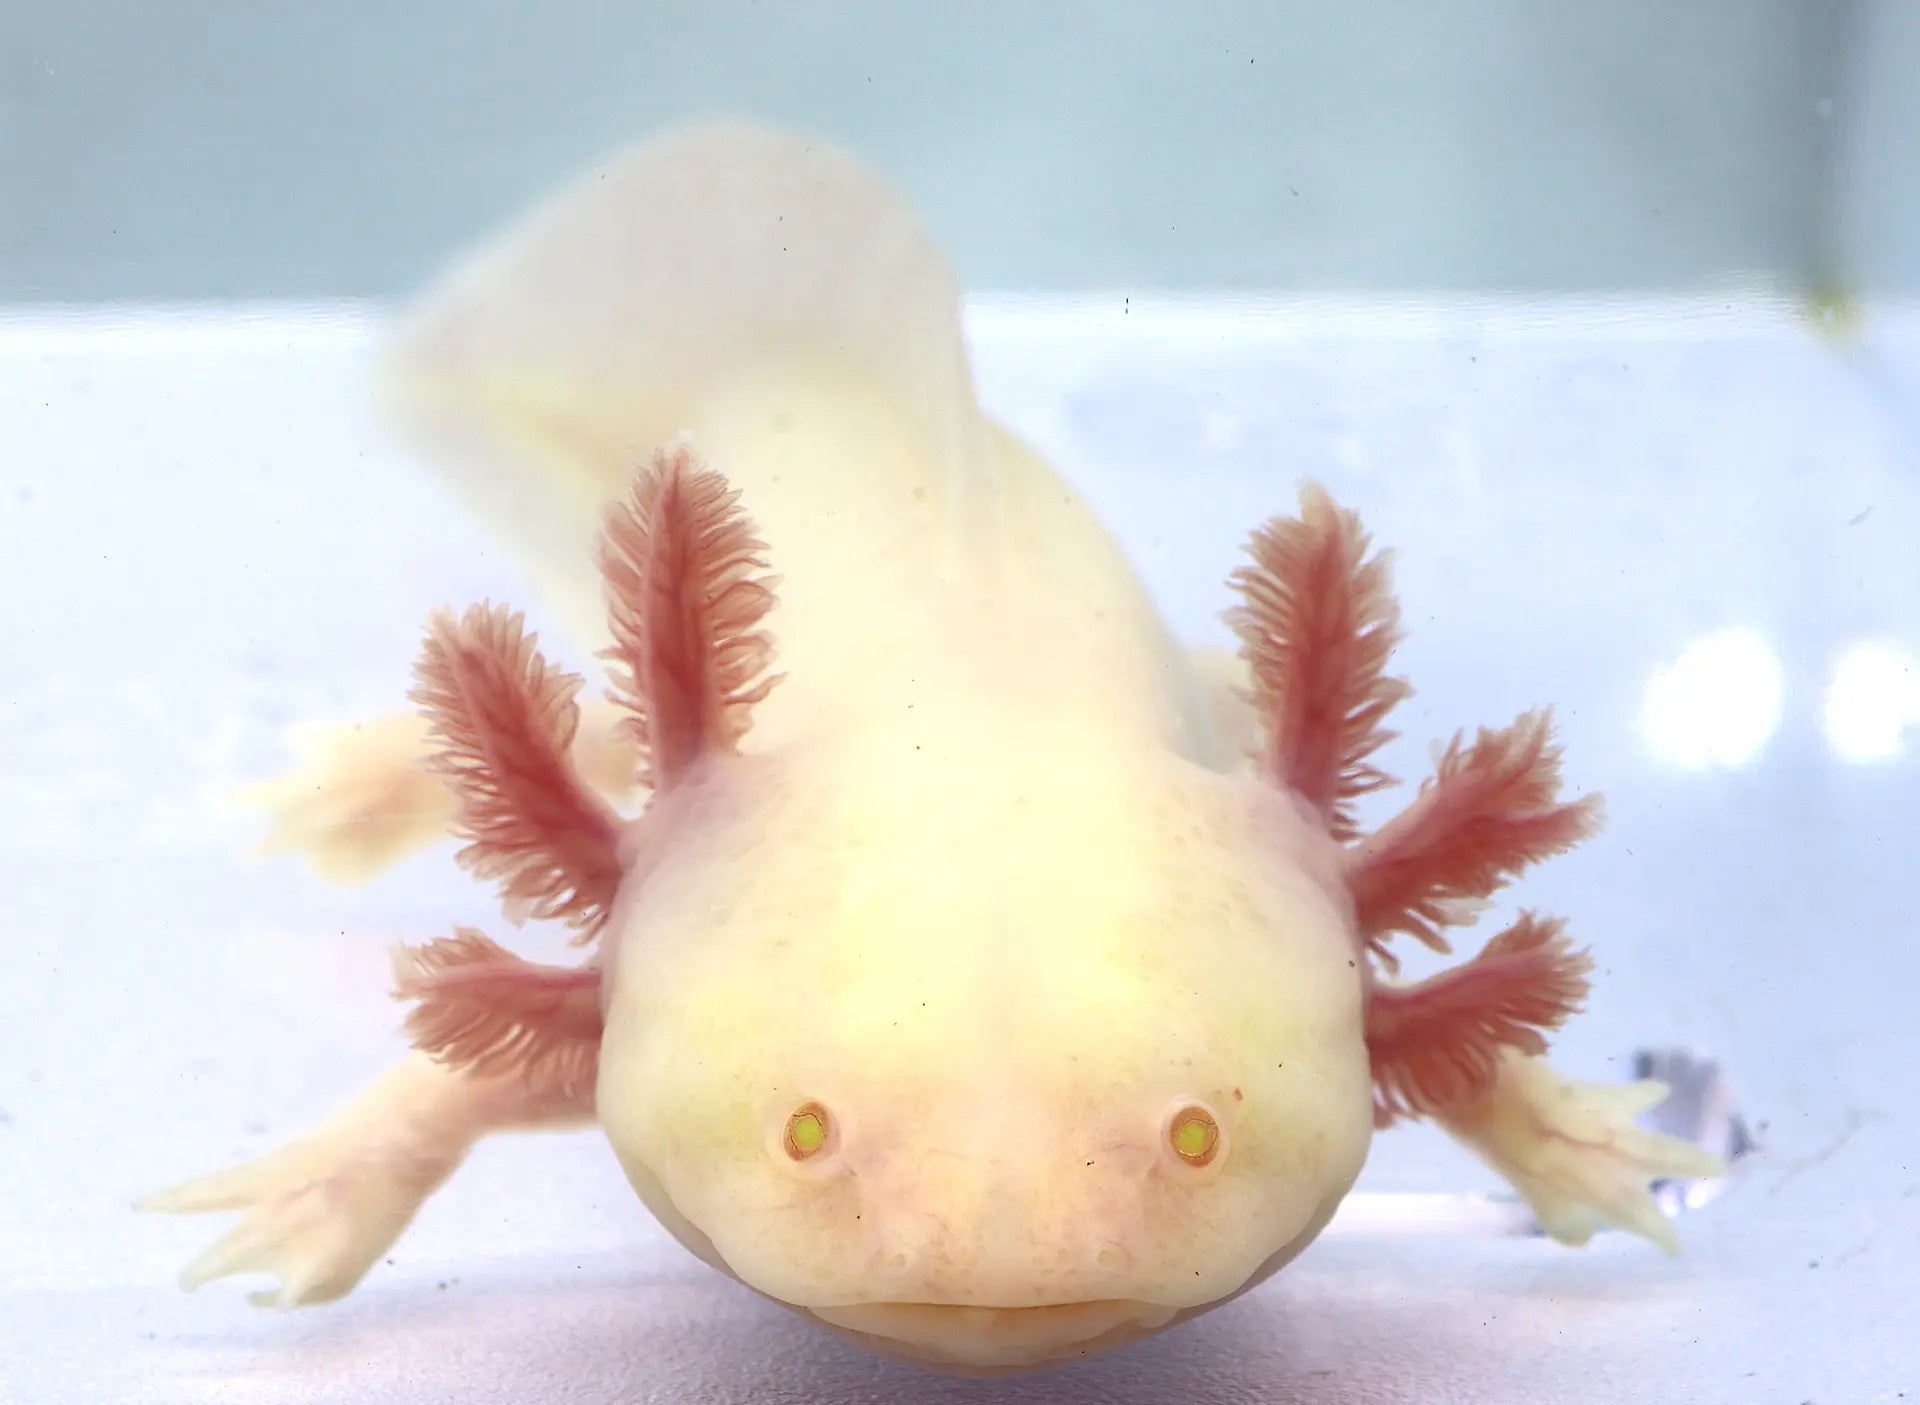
[4, 0, 1917, 300]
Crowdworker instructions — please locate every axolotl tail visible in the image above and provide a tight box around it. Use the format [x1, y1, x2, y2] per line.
[376, 123, 1000, 655]
[374, 119, 1208, 754]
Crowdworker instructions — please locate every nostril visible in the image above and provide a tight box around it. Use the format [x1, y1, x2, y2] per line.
[1094, 1241, 1133, 1276]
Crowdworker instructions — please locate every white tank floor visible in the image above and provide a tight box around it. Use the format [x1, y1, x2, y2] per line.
[1, 297, 1913, 1403]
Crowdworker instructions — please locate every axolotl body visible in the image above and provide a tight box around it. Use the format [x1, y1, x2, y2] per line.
[143, 121, 1722, 1374]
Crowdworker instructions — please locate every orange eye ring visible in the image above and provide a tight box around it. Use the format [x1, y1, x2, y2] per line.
[783, 1102, 831, 1160]
[1168, 1105, 1220, 1167]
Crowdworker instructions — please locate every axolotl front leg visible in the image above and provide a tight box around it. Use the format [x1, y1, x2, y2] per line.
[141, 620, 619, 1307]
[143, 449, 770, 1307]
[139, 1050, 595, 1306]
[1223, 484, 1725, 1250]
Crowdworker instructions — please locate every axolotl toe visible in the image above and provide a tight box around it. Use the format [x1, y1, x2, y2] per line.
[141, 121, 1725, 1375]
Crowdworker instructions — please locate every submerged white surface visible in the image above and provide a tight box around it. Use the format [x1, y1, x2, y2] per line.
[1, 297, 1916, 1403]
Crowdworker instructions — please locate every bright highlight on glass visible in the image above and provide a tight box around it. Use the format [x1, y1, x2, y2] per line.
[1824, 640, 1920, 763]
[1640, 627, 1783, 769]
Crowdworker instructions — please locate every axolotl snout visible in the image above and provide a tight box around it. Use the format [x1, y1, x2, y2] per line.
[142, 121, 1722, 1374]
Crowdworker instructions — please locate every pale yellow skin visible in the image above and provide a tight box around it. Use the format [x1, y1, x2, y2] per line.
[144, 122, 1722, 1375]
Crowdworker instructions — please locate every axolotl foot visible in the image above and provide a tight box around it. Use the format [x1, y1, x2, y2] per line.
[240, 713, 457, 887]
[138, 1132, 452, 1308]
[241, 699, 641, 887]
[1438, 1052, 1729, 1254]
[136, 1056, 498, 1308]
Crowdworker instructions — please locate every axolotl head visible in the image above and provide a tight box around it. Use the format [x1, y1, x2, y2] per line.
[595, 723, 1375, 1374]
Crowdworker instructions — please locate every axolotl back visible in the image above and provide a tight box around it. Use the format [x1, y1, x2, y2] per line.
[142, 121, 1723, 1375]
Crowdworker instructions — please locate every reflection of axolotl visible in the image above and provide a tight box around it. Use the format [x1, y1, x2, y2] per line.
[141, 121, 1722, 1375]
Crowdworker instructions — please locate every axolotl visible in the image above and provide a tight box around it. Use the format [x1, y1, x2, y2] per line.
[141, 121, 1722, 1374]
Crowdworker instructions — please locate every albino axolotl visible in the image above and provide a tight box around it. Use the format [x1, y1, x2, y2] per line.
[142, 120, 1722, 1375]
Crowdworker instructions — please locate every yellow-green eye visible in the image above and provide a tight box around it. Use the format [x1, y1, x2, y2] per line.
[1169, 1106, 1219, 1167]
[784, 1103, 830, 1160]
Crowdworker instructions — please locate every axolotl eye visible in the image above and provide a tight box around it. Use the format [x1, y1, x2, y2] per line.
[783, 1101, 834, 1161]
[1166, 1104, 1222, 1168]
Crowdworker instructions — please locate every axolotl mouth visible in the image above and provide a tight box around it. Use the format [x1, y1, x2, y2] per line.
[779, 1203, 1351, 1374]
[805, 1298, 1182, 1372]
